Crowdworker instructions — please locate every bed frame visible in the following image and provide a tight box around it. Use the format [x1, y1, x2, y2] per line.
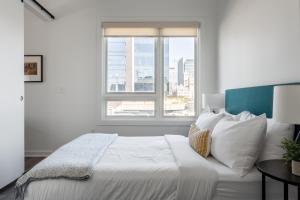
[225, 83, 300, 139]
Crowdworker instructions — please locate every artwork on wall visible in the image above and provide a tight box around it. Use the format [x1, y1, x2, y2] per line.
[24, 55, 43, 82]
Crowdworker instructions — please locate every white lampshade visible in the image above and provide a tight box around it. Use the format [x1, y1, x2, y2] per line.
[273, 85, 300, 124]
[202, 93, 225, 109]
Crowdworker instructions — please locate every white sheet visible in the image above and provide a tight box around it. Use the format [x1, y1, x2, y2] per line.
[165, 135, 217, 200]
[25, 136, 217, 200]
[207, 157, 298, 200]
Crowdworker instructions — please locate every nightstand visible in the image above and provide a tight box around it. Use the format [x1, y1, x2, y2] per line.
[257, 159, 300, 200]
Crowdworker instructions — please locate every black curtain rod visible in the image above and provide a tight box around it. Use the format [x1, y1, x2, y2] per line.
[21, 0, 55, 20]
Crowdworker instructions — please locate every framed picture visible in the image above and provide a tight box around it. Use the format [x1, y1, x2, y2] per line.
[24, 55, 43, 82]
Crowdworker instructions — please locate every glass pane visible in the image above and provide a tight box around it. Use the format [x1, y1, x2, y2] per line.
[107, 101, 155, 116]
[163, 37, 195, 117]
[106, 37, 155, 93]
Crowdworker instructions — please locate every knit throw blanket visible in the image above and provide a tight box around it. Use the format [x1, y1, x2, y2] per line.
[16, 133, 118, 200]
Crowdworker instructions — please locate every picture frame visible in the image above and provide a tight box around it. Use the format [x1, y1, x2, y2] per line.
[24, 55, 43, 82]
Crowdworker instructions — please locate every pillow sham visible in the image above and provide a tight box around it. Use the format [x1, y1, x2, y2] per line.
[188, 123, 211, 157]
[195, 112, 224, 131]
[239, 111, 266, 121]
[222, 111, 249, 121]
[211, 115, 267, 176]
[237, 111, 294, 161]
[259, 119, 294, 161]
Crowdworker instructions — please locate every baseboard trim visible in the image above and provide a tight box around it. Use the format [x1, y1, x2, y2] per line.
[25, 150, 52, 157]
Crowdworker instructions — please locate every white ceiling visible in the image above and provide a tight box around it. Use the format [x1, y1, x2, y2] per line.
[28, 0, 96, 17]
[37, 0, 84, 10]
[26, 0, 219, 19]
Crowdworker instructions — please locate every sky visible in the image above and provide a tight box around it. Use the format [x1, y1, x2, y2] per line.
[168, 37, 195, 67]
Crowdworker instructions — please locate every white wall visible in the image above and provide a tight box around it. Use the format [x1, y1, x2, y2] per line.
[217, 0, 300, 91]
[0, 0, 24, 188]
[24, 0, 219, 155]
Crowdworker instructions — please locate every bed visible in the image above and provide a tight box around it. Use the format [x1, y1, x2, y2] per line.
[23, 136, 298, 200]
[20, 83, 299, 200]
[23, 136, 217, 200]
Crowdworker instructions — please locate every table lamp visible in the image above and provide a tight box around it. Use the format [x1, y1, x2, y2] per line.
[273, 85, 300, 142]
[273, 85, 300, 176]
[202, 93, 225, 113]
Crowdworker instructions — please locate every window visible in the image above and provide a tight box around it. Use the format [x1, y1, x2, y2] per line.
[102, 22, 199, 121]
[163, 37, 195, 117]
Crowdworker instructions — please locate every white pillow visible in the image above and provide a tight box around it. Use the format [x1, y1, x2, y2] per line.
[223, 111, 252, 121]
[239, 111, 253, 121]
[195, 112, 225, 131]
[239, 111, 267, 121]
[211, 115, 267, 176]
[259, 119, 294, 161]
[222, 111, 240, 120]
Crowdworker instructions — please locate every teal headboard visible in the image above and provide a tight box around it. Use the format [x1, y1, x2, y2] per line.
[225, 85, 274, 118]
[225, 83, 300, 139]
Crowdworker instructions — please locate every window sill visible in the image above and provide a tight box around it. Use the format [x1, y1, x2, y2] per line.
[97, 119, 195, 126]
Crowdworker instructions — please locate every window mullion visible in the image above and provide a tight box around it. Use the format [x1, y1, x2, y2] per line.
[101, 37, 108, 120]
[155, 37, 163, 120]
[195, 32, 200, 116]
[104, 94, 156, 101]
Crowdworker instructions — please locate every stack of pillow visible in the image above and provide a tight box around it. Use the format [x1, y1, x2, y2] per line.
[188, 111, 294, 176]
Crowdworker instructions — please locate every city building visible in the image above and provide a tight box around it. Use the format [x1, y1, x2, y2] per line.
[107, 38, 154, 92]
[177, 58, 184, 86]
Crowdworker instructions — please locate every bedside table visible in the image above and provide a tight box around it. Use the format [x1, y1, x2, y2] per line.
[257, 159, 300, 200]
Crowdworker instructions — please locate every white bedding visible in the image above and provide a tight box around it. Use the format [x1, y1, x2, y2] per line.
[24, 135, 298, 200]
[25, 136, 217, 200]
[207, 157, 298, 200]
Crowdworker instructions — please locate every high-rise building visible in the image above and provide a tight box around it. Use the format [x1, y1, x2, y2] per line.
[107, 38, 127, 92]
[183, 59, 194, 88]
[134, 38, 155, 92]
[107, 37, 155, 92]
[177, 58, 184, 86]
[184, 59, 194, 74]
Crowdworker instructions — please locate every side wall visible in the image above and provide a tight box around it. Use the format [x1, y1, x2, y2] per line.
[24, 0, 218, 156]
[217, 0, 300, 91]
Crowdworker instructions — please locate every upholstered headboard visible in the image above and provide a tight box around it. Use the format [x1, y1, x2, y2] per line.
[225, 85, 274, 118]
[225, 83, 300, 139]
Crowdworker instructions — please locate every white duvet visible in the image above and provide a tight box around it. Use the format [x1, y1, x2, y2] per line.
[24, 135, 218, 200]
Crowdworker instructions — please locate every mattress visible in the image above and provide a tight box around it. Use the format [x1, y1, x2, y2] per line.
[207, 157, 298, 200]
